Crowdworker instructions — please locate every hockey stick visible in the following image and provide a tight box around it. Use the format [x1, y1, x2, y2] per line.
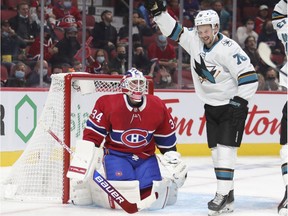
[258, 42, 287, 77]
[46, 128, 157, 214]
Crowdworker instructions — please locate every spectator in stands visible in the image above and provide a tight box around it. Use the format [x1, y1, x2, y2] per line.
[6, 61, 29, 87]
[236, 17, 258, 48]
[221, 29, 231, 38]
[109, 44, 128, 75]
[223, 0, 233, 16]
[183, 0, 200, 23]
[167, 0, 180, 20]
[212, 0, 231, 31]
[255, 5, 269, 34]
[9, 1, 38, 45]
[1, 19, 26, 64]
[118, 10, 153, 45]
[26, 59, 51, 87]
[132, 43, 152, 75]
[85, 56, 101, 74]
[94, 49, 110, 74]
[147, 34, 178, 88]
[147, 34, 177, 76]
[91, 10, 117, 59]
[257, 20, 284, 55]
[30, 0, 57, 27]
[30, 5, 58, 39]
[264, 67, 283, 91]
[243, 36, 261, 72]
[1, 65, 9, 87]
[53, 0, 82, 28]
[50, 26, 80, 67]
[28, 26, 58, 62]
[72, 60, 83, 72]
[199, 0, 212, 10]
[256, 73, 266, 91]
[51, 64, 63, 74]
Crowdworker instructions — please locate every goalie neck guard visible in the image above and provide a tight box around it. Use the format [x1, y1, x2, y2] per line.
[121, 68, 147, 102]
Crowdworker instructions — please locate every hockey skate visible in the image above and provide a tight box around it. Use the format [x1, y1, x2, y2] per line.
[208, 190, 234, 216]
[278, 187, 287, 216]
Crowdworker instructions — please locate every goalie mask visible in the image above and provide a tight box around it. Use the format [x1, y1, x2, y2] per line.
[195, 10, 220, 30]
[121, 68, 147, 102]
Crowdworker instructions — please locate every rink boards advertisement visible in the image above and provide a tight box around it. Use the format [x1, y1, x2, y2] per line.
[0, 88, 287, 166]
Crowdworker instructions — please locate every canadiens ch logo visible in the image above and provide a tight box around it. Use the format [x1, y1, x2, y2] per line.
[121, 129, 149, 148]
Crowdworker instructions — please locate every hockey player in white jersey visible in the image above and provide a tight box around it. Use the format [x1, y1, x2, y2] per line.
[144, 1, 258, 215]
[272, 0, 288, 215]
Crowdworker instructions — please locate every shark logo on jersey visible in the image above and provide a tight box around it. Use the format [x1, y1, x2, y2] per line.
[222, 39, 233, 47]
[121, 129, 149, 148]
[194, 56, 217, 83]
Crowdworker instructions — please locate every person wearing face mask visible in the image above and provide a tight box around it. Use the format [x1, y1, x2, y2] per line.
[9, 2, 38, 45]
[236, 17, 259, 49]
[94, 49, 110, 74]
[53, 0, 82, 28]
[109, 44, 128, 75]
[147, 34, 177, 86]
[264, 67, 284, 91]
[26, 60, 51, 87]
[50, 26, 80, 67]
[6, 62, 29, 87]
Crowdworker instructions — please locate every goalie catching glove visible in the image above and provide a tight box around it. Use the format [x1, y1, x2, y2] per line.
[157, 151, 188, 188]
[144, 0, 167, 17]
[67, 140, 103, 181]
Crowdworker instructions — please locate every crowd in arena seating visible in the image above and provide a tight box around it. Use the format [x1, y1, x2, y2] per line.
[0, 0, 286, 91]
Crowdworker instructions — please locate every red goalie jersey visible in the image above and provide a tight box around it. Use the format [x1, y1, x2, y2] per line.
[83, 93, 177, 158]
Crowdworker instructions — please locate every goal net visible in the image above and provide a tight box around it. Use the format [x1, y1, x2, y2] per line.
[1, 72, 154, 204]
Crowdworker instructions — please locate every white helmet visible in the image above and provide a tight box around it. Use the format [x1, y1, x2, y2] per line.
[195, 10, 220, 29]
[121, 68, 147, 102]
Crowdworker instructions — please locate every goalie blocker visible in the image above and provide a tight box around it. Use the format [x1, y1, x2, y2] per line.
[67, 140, 188, 210]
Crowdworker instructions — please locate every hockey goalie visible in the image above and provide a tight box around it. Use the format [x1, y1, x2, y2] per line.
[67, 68, 188, 212]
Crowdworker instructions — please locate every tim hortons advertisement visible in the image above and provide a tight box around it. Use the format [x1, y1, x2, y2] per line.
[0, 89, 286, 156]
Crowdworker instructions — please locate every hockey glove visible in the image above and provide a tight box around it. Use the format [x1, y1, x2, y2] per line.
[229, 96, 248, 126]
[157, 151, 188, 188]
[144, 0, 167, 17]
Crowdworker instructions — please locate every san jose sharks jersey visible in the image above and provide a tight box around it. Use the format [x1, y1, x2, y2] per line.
[272, 0, 287, 88]
[154, 12, 258, 106]
[83, 93, 177, 158]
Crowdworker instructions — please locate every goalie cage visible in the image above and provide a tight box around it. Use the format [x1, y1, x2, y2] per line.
[1, 72, 154, 204]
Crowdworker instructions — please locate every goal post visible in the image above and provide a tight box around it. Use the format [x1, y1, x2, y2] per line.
[1, 72, 154, 204]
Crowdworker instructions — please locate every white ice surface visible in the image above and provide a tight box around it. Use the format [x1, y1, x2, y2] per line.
[0, 156, 285, 216]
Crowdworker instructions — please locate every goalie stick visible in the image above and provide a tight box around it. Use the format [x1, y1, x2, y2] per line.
[258, 42, 287, 77]
[46, 128, 157, 214]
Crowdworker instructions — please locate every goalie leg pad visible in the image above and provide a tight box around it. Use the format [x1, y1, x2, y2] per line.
[148, 178, 172, 210]
[90, 180, 141, 210]
[67, 140, 103, 181]
[70, 179, 93, 205]
[166, 181, 178, 205]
